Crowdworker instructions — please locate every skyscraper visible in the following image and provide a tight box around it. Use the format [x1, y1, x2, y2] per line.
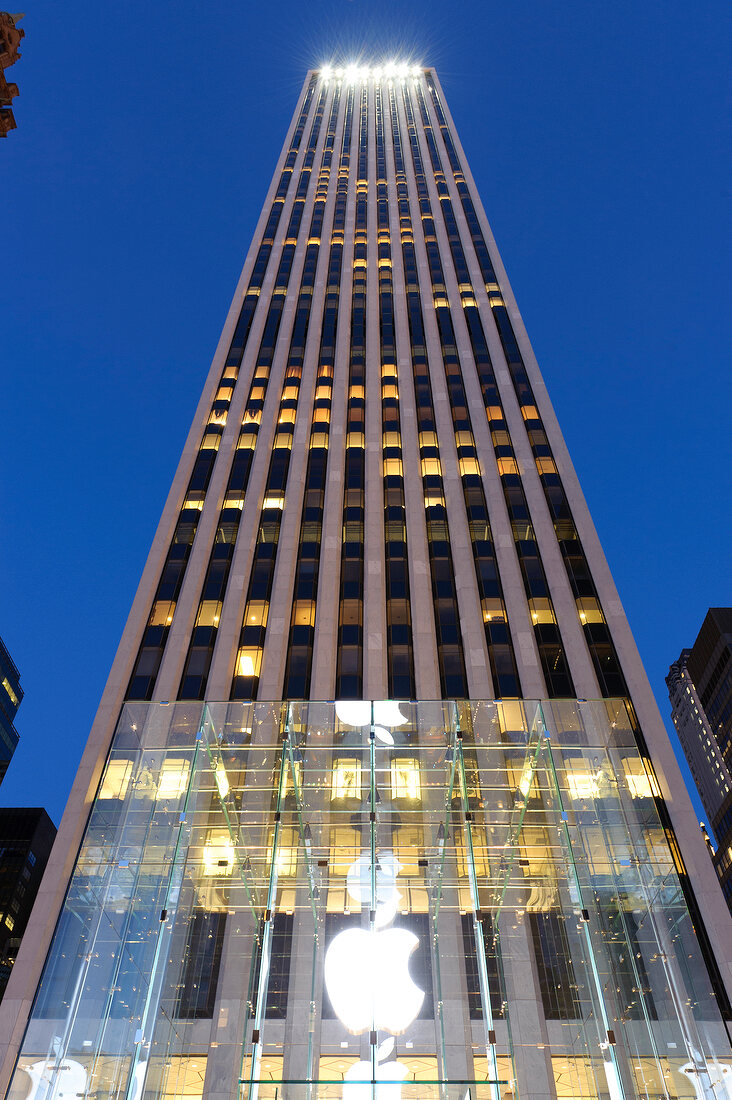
[2, 64, 731, 1100]
[0, 809, 56, 1002]
[667, 609, 732, 911]
[0, 637, 22, 786]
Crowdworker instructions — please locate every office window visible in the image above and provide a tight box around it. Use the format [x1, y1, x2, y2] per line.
[331, 757, 362, 802]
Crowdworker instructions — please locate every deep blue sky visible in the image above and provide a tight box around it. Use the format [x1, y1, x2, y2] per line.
[3, 1, 730, 826]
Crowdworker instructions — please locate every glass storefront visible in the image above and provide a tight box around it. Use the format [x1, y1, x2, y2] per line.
[8, 700, 731, 1100]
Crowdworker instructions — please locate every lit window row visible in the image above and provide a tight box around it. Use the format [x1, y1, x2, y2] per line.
[1, 676, 19, 708]
[230, 87, 343, 702]
[375, 84, 416, 699]
[401, 82, 521, 699]
[388, 84, 468, 698]
[98, 746, 662, 811]
[330, 755, 422, 802]
[412, 80, 581, 699]
[423, 79, 626, 700]
[283, 86, 357, 700]
[174, 87, 335, 703]
[125, 77, 322, 702]
[335, 87, 369, 700]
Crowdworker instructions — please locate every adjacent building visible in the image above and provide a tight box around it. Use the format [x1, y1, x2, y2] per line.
[668, 609, 732, 910]
[0, 638, 21, 786]
[0, 12, 24, 138]
[2, 64, 731, 1100]
[0, 648, 58, 1000]
[0, 810, 56, 1000]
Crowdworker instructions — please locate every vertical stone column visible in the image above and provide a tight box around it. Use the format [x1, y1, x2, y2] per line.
[498, 902, 557, 1100]
[282, 906, 319, 1082]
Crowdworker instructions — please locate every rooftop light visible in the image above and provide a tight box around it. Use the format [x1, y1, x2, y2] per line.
[319, 62, 425, 83]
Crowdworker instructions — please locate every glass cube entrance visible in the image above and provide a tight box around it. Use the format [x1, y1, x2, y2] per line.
[8, 701, 731, 1100]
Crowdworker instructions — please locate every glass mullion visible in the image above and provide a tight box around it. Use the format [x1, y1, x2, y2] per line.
[245, 729, 289, 1100]
[453, 708, 500, 1100]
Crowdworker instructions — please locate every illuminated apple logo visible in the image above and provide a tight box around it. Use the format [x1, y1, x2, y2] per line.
[324, 852, 423, 1100]
[324, 924, 424, 1034]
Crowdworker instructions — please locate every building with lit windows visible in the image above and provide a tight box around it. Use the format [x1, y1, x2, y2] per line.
[2, 63, 732, 1100]
[0, 637, 21, 786]
[668, 609, 732, 911]
[0, 809, 56, 1002]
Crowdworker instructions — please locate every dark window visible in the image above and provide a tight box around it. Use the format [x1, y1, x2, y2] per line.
[175, 910, 227, 1019]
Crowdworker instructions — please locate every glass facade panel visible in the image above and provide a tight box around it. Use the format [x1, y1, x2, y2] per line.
[8, 700, 730, 1100]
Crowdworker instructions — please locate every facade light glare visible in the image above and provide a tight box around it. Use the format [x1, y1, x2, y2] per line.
[157, 759, 190, 800]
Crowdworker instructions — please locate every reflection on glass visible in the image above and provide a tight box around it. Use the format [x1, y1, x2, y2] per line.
[98, 758, 132, 800]
[390, 757, 421, 801]
[157, 758, 190, 799]
[331, 757, 362, 801]
[202, 828, 235, 876]
[622, 756, 660, 799]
